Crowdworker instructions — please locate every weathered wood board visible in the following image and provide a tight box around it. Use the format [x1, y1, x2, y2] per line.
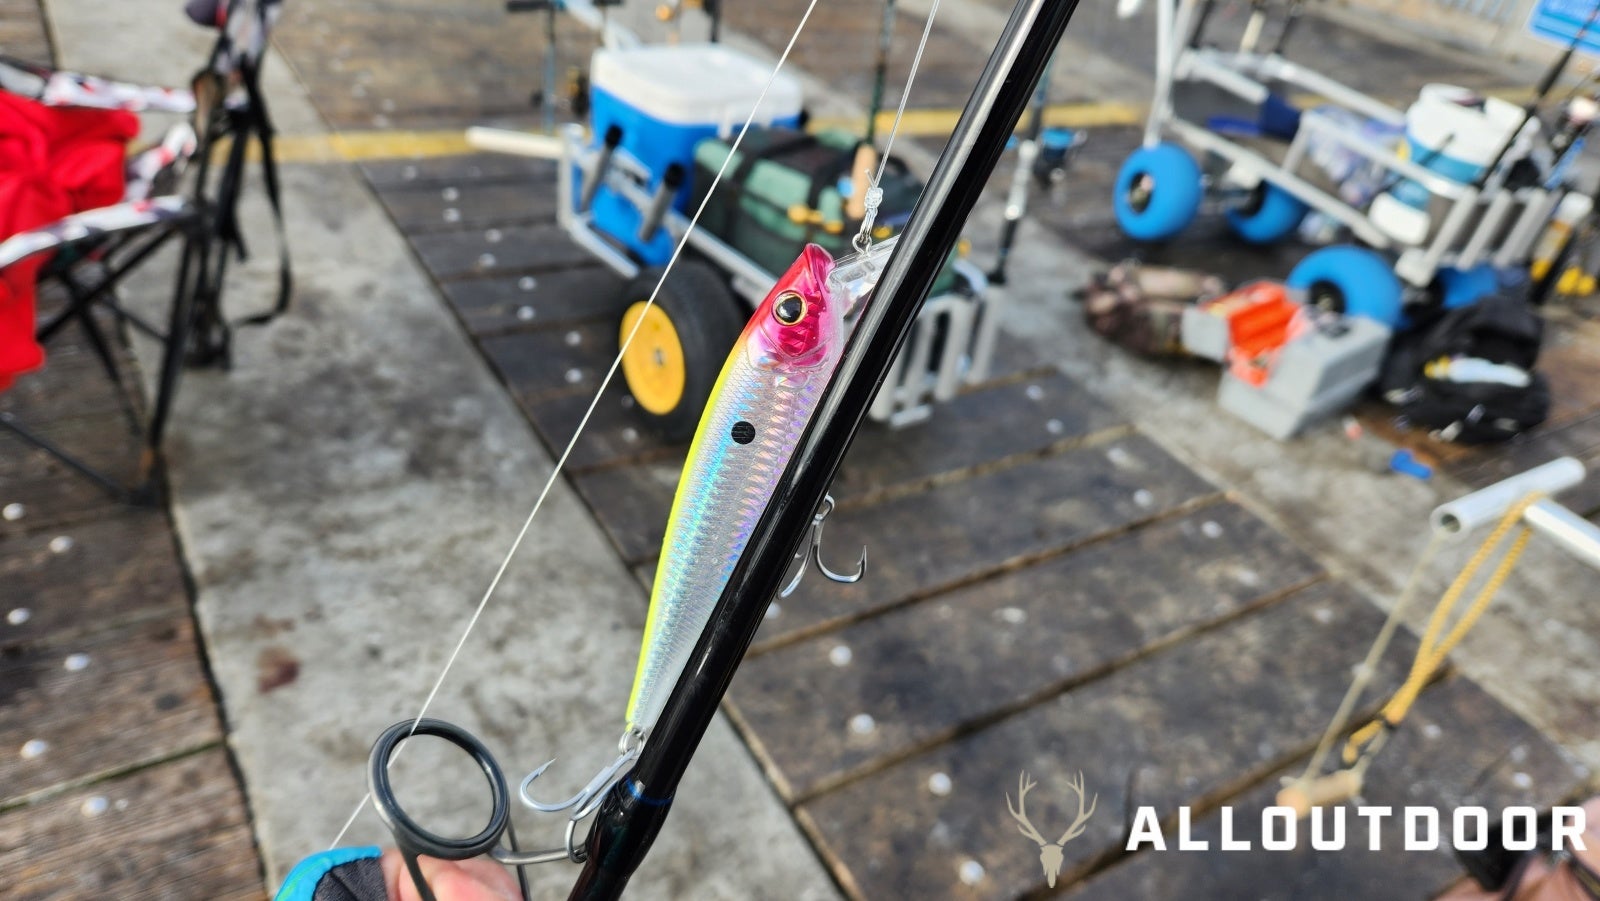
[441, 265, 625, 337]
[359, 154, 554, 191]
[1067, 674, 1587, 900]
[796, 583, 1415, 900]
[0, 510, 187, 651]
[730, 503, 1325, 800]
[754, 434, 1219, 649]
[406, 223, 594, 282]
[550, 366, 1120, 485]
[0, 615, 222, 806]
[0, 748, 265, 900]
[373, 177, 558, 233]
[0, 428, 132, 539]
[480, 319, 617, 406]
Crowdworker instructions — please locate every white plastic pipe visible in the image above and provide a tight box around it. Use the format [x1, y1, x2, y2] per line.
[465, 127, 566, 160]
[1430, 457, 1585, 534]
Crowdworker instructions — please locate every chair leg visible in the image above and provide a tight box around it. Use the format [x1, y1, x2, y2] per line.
[138, 228, 203, 486]
[0, 412, 136, 503]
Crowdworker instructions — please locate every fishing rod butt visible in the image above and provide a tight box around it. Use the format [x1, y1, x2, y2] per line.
[567, 778, 674, 901]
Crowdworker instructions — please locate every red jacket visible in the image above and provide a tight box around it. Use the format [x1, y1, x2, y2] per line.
[0, 91, 137, 391]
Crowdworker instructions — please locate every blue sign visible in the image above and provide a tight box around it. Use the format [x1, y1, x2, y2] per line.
[1529, 0, 1600, 56]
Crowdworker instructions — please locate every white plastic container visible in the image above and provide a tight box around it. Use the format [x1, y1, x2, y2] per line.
[1371, 84, 1535, 246]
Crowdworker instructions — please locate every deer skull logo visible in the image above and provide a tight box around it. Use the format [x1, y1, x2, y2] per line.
[1005, 770, 1097, 888]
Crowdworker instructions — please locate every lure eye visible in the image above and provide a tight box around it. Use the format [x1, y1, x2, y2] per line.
[772, 291, 806, 326]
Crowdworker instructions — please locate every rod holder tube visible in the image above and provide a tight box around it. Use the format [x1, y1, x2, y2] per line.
[1430, 457, 1585, 534]
[1524, 498, 1600, 572]
[579, 125, 623, 213]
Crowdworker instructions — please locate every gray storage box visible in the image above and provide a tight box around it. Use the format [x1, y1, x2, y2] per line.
[1218, 316, 1392, 439]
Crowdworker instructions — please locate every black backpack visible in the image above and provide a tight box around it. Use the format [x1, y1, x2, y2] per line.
[1378, 293, 1550, 444]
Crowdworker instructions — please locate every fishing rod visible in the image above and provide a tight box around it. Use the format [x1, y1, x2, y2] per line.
[272, 1, 1081, 898]
[865, 0, 898, 144]
[1470, 0, 1600, 194]
[566, 0, 1083, 896]
[990, 48, 1058, 285]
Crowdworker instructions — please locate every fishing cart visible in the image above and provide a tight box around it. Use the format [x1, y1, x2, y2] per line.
[549, 39, 997, 439]
[1113, 0, 1593, 327]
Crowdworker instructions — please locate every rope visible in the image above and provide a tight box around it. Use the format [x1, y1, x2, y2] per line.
[1295, 529, 1445, 786]
[1341, 494, 1541, 767]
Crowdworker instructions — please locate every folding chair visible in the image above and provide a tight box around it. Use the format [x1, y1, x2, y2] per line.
[0, 0, 289, 503]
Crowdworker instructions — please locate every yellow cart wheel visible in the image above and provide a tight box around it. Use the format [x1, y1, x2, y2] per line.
[616, 261, 744, 442]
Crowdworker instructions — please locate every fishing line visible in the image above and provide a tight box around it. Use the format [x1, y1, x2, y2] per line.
[856, 0, 943, 249]
[327, 0, 823, 850]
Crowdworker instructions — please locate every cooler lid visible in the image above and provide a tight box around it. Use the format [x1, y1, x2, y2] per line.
[591, 43, 803, 128]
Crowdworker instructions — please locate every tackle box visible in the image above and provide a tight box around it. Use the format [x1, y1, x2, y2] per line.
[689, 127, 961, 295]
[588, 43, 803, 264]
[1218, 316, 1391, 439]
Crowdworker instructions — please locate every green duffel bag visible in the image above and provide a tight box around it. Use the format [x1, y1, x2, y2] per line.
[689, 126, 961, 296]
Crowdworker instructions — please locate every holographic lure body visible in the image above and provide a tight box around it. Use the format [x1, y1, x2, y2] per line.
[625, 244, 844, 739]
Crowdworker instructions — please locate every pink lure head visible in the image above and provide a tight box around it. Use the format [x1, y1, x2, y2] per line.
[748, 244, 837, 371]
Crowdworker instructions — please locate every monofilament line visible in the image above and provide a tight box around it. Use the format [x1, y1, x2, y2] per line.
[328, 0, 823, 850]
[870, 0, 941, 189]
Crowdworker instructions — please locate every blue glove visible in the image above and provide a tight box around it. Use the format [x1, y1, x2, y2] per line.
[274, 847, 387, 901]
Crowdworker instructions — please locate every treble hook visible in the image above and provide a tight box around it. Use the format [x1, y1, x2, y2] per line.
[518, 728, 642, 818]
[780, 494, 867, 598]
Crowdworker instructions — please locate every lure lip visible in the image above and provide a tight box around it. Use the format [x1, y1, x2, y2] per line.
[750, 244, 837, 372]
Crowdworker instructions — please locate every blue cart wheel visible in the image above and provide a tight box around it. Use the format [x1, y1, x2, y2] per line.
[1287, 245, 1404, 328]
[1434, 264, 1499, 310]
[1113, 143, 1203, 241]
[1226, 183, 1308, 244]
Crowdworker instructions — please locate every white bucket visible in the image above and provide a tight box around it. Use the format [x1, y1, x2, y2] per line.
[1371, 84, 1531, 245]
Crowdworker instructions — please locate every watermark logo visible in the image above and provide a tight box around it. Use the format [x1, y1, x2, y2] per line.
[1005, 770, 1097, 887]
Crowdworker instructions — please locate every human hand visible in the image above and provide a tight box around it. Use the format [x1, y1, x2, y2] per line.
[380, 849, 520, 901]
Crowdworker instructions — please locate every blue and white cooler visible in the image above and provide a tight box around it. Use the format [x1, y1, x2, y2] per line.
[586, 43, 804, 264]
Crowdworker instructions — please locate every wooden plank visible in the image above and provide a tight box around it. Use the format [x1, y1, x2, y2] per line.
[440, 265, 625, 337]
[569, 425, 1203, 576]
[542, 366, 1120, 483]
[375, 179, 558, 233]
[730, 503, 1324, 799]
[571, 452, 683, 564]
[754, 434, 1219, 649]
[0, 616, 222, 806]
[479, 319, 616, 406]
[0, 748, 265, 901]
[795, 583, 1412, 900]
[832, 371, 1126, 502]
[0, 429, 131, 540]
[1450, 409, 1600, 490]
[406, 223, 595, 281]
[523, 379, 674, 474]
[0, 510, 186, 651]
[0, 341, 141, 425]
[1067, 674, 1586, 900]
[1539, 319, 1600, 425]
[360, 154, 556, 190]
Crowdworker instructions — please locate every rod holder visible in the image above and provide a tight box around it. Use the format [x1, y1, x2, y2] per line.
[1430, 457, 1584, 534]
[1430, 456, 1600, 573]
[580, 125, 624, 214]
[637, 163, 684, 243]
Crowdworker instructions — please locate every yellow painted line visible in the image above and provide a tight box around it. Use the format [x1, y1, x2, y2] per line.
[225, 129, 480, 164]
[249, 84, 1532, 165]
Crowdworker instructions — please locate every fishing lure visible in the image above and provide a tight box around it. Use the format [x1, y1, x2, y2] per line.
[624, 243, 866, 742]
